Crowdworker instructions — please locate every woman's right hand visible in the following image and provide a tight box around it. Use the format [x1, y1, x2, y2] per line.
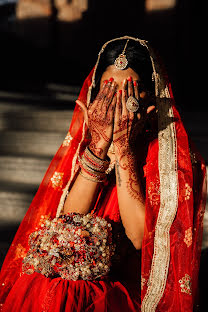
[76, 78, 117, 159]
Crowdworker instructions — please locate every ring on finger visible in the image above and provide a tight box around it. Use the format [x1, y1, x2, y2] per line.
[126, 96, 140, 113]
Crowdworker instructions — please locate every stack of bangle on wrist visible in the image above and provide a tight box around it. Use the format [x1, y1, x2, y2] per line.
[79, 146, 110, 183]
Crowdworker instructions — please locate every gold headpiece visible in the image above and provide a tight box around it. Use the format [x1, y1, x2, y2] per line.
[114, 39, 129, 70]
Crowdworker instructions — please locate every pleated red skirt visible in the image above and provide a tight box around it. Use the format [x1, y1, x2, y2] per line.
[3, 272, 141, 312]
[3, 183, 141, 311]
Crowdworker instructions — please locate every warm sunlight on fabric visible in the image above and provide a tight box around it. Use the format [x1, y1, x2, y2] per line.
[145, 0, 176, 11]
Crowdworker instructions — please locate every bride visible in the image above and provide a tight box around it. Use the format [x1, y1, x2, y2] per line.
[0, 36, 206, 312]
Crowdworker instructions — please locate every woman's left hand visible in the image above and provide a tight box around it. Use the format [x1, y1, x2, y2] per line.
[113, 77, 155, 165]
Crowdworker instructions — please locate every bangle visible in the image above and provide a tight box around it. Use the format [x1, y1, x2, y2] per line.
[79, 170, 105, 183]
[79, 162, 106, 180]
[78, 146, 110, 180]
[85, 147, 110, 167]
[83, 152, 108, 172]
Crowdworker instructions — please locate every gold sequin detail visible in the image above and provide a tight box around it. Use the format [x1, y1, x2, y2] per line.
[179, 274, 192, 295]
[51, 171, 64, 189]
[62, 132, 73, 147]
[184, 227, 192, 247]
[147, 180, 160, 206]
[184, 183, 192, 201]
[15, 243, 27, 260]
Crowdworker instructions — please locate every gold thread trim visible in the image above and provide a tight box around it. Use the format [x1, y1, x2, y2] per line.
[56, 121, 86, 217]
[141, 91, 178, 310]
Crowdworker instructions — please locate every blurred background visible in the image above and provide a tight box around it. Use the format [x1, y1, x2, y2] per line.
[0, 0, 207, 309]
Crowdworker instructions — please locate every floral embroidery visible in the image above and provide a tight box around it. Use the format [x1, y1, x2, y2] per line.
[184, 227, 192, 247]
[147, 179, 160, 206]
[62, 132, 73, 147]
[179, 274, 192, 295]
[51, 172, 64, 189]
[184, 183, 192, 200]
[15, 243, 27, 260]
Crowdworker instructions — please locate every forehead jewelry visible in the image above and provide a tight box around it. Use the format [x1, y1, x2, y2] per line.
[114, 39, 129, 70]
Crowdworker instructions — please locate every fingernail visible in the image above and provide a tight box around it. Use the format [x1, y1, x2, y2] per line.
[114, 92, 117, 96]
[133, 81, 137, 86]
[127, 76, 132, 82]
[122, 79, 127, 86]
[109, 77, 114, 82]
[103, 80, 108, 85]
[119, 90, 122, 94]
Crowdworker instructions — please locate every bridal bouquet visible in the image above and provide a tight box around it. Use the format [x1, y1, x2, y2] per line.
[22, 212, 116, 281]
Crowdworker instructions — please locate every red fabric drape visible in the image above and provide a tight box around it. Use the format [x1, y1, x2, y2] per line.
[0, 68, 94, 306]
[0, 38, 206, 312]
[141, 102, 206, 311]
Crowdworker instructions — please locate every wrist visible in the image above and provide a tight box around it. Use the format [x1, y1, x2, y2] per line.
[114, 144, 129, 157]
[115, 146, 136, 165]
[89, 141, 110, 160]
[79, 146, 110, 183]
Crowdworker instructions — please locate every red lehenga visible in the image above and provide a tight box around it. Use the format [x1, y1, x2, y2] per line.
[0, 36, 207, 312]
[2, 181, 142, 312]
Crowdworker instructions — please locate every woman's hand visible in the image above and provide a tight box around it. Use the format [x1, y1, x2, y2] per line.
[113, 78, 147, 249]
[76, 79, 117, 159]
[113, 78, 134, 167]
[113, 77, 155, 165]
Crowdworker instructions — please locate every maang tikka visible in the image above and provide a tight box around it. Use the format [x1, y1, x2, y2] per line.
[114, 39, 129, 70]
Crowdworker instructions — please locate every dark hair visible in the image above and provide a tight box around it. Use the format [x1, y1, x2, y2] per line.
[91, 39, 154, 101]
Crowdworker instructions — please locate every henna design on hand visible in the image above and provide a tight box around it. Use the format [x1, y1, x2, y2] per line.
[88, 80, 117, 158]
[89, 116, 113, 157]
[113, 79, 144, 202]
[125, 150, 144, 201]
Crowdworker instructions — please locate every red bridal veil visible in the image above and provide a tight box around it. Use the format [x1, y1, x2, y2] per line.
[0, 36, 206, 312]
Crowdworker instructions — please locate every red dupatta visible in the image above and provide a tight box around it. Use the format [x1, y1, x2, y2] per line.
[0, 36, 206, 312]
[0, 68, 93, 307]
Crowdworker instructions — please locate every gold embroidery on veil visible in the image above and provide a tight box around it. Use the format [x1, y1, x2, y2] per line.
[184, 227, 192, 248]
[62, 132, 73, 147]
[179, 274, 192, 295]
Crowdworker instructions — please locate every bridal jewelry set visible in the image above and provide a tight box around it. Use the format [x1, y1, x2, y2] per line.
[114, 39, 140, 113]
